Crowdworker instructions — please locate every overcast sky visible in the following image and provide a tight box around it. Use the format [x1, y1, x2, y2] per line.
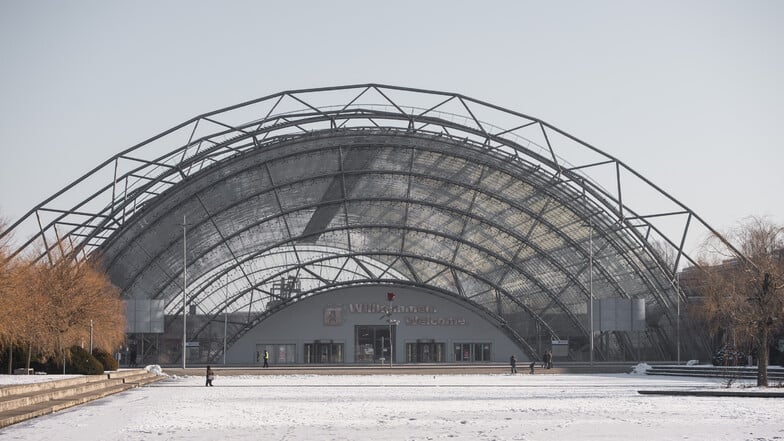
[1, 1, 782, 248]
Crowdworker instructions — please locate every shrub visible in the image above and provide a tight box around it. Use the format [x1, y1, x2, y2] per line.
[66, 346, 105, 374]
[711, 347, 747, 366]
[92, 348, 118, 371]
[42, 346, 105, 375]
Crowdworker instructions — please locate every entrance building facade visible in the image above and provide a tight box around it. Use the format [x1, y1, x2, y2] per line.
[226, 285, 523, 365]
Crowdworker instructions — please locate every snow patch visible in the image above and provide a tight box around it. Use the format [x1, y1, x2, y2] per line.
[686, 359, 699, 366]
[144, 365, 167, 376]
[630, 363, 652, 374]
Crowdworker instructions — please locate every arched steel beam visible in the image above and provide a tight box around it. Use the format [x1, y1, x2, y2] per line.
[139, 187, 608, 332]
[174, 222, 593, 342]
[115, 177, 658, 361]
[0, 85, 718, 362]
[92, 132, 668, 360]
[95, 127, 674, 323]
[3, 84, 746, 281]
[110, 135, 648, 314]
[26, 115, 692, 336]
[9, 108, 675, 281]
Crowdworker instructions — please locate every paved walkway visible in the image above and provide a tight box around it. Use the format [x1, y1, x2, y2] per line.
[161, 362, 632, 377]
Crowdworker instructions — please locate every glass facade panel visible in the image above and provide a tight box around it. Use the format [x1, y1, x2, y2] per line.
[256, 344, 296, 364]
[453, 343, 492, 362]
[406, 341, 445, 362]
[304, 342, 344, 364]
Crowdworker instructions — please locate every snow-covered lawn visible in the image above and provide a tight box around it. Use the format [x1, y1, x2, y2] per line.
[0, 373, 82, 385]
[2, 371, 782, 440]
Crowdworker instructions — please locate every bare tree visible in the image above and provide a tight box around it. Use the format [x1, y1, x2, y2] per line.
[0, 218, 26, 373]
[31, 249, 127, 364]
[696, 217, 784, 386]
[0, 239, 14, 373]
[1, 218, 126, 372]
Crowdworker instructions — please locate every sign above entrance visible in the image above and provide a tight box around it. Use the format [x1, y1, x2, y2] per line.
[323, 303, 468, 327]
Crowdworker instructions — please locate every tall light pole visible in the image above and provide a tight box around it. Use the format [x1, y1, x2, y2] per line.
[223, 273, 229, 365]
[387, 292, 396, 368]
[589, 218, 594, 367]
[182, 215, 188, 370]
[676, 271, 680, 365]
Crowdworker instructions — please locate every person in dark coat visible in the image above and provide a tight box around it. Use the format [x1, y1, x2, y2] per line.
[510, 355, 517, 374]
[206, 366, 215, 387]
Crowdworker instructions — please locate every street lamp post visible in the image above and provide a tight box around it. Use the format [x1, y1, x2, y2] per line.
[676, 271, 680, 365]
[387, 292, 396, 368]
[589, 218, 594, 367]
[182, 215, 188, 370]
[223, 273, 229, 365]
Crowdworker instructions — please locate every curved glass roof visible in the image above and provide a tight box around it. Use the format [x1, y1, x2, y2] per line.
[2, 85, 737, 361]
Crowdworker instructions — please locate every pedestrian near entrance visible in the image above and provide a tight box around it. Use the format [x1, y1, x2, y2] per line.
[206, 366, 215, 387]
[546, 349, 553, 369]
[263, 350, 269, 368]
[510, 355, 517, 374]
[529, 361, 535, 374]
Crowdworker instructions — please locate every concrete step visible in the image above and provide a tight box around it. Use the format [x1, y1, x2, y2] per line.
[107, 369, 153, 380]
[108, 370, 160, 385]
[0, 370, 164, 429]
[646, 365, 784, 381]
[0, 378, 125, 412]
[0, 375, 106, 398]
[0, 383, 134, 428]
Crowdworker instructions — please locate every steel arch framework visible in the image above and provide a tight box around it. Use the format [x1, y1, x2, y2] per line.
[1, 84, 740, 363]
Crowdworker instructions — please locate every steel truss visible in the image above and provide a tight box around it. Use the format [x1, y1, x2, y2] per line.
[1, 84, 743, 363]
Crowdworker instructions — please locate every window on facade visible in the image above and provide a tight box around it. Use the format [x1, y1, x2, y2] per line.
[453, 343, 492, 362]
[256, 344, 296, 364]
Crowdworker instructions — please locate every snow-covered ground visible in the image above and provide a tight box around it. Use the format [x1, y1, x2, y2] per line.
[2, 370, 783, 440]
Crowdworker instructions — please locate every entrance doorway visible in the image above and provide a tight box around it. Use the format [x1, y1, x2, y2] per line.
[304, 341, 344, 364]
[406, 340, 445, 362]
[355, 325, 395, 363]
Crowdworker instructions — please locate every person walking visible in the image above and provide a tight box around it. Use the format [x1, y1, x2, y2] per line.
[510, 355, 517, 374]
[206, 366, 215, 387]
[546, 349, 553, 369]
[263, 350, 269, 368]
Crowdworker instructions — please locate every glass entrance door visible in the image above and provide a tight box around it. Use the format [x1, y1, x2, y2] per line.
[406, 340, 445, 362]
[355, 325, 395, 363]
[304, 341, 344, 364]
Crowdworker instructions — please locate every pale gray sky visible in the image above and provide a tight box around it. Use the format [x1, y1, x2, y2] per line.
[1, 1, 782, 247]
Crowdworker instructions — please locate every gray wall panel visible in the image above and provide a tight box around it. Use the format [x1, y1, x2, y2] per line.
[227, 285, 524, 364]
